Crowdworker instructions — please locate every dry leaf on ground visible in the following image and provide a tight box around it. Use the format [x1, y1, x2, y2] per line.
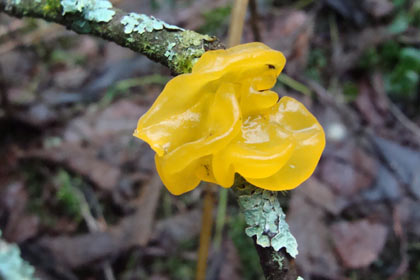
[331, 219, 388, 268]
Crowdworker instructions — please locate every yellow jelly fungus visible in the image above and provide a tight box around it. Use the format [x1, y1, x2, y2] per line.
[134, 42, 325, 195]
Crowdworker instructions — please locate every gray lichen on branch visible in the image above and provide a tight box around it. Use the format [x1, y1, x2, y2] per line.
[232, 176, 300, 280]
[233, 176, 298, 257]
[61, 0, 115, 22]
[0, 0, 224, 74]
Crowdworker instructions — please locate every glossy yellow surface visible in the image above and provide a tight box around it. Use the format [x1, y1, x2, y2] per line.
[134, 42, 325, 195]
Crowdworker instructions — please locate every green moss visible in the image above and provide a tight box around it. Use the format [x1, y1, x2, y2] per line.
[43, 0, 61, 14]
[54, 169, 82, 221]
[168, 31, 215, 74]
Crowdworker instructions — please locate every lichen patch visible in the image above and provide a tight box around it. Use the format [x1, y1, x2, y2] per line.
[120, 13, 183, 34]
[61, 0, 115, 22]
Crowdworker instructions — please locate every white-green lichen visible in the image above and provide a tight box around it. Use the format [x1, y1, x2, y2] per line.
[297, 277, 304, 280]
[236, 186, 298, 258]
[272, 251, 284, 269]
[164, 42, 176, 61]
[61, 0, 115, 22]
[0, 232, 38, 280]
[120, 13, 183, 34]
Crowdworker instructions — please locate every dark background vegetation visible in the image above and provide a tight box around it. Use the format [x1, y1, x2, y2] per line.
[1, 0, 420, 279]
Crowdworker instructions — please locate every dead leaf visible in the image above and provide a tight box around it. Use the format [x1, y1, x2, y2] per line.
[355, 81, 387, 127]
[319, 141, 377, 196]
[54, 67, 89, 89]
[39, 172, 162, 268]
[24, 143, 121, 191]
[154, 209, 202, 248]
[247, 10, 313, 76]
[363, 0, 394, 18]
[218, 237, 242, 280]
[295, 178, 348, 215]
[0, 181, 39, 243]
[64, 100, 146, 143]
[287, 195, 341, 279]
[373, 137, 420, 200]
[362, 165, 402, 202]
[370, 73, 390, 114]
[331, 220, 388, 268]
[395, 198, 420, 236]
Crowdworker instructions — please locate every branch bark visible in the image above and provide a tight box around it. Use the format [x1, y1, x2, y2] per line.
[232, 176, 299, 280]
[0, 0, 224, 74]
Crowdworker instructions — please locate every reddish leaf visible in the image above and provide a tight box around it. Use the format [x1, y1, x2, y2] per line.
[331, 220, 388, 268]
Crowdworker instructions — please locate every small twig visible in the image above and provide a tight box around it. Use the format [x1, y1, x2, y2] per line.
[388, 102, 420, 145]
[278, 74, 312, 96]
[74, 188, 116, 280]
[248, 0, 261, 42]
[195, 185, 216, 280]
[388, 206, 409, 280]
[213, 188, 228, 250]
[227, 0, 249, 47]
[0, 67, 10, 116]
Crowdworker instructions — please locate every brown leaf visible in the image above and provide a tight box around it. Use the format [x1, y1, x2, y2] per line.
[24, 143, 120, 191]
[154, 209, 202, 247]
[287, 195, 341, 279]
[248, 10, 313, 76]
[331, 220, 388, 268]
[295, 178, 348, 215]
[218, 237, 242, 280]
[54, 67, 89, 89]
[1, 181, 39, 243]
[39, 172, 162, 268]
[363, 0, 394, 18]
[355, 80, 386, 127]
[370, 73, 390, 114]
[395, 198, 420, 236]
[319, 141, 377, 197]
[373, 137, 420, 200]
[64, 100, 146, 143]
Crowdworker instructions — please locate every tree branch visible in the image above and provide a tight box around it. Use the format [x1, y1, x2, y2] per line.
[232, 176, 299, 280]
[0, 0, 224, 74]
